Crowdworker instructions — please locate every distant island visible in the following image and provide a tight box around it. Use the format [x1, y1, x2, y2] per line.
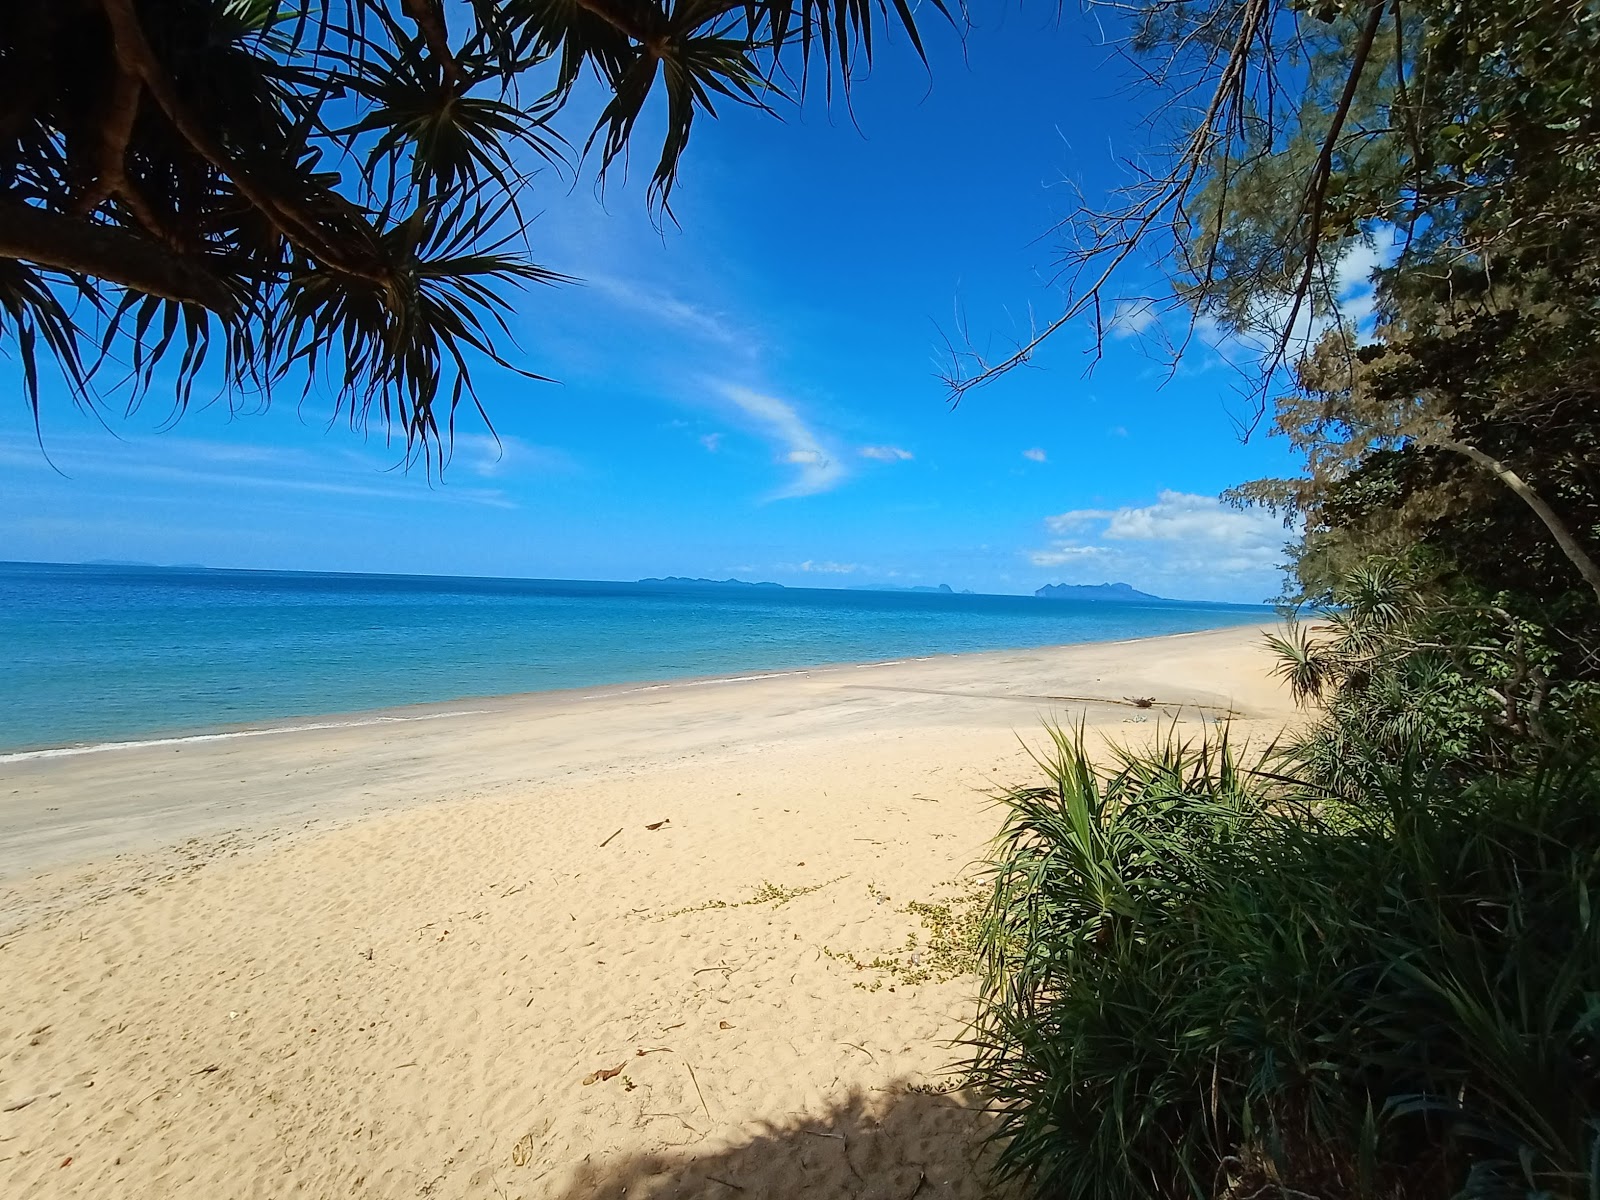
[1035, 582, 1164, 602]
[849, 583, 968, 594]
[638, 576, 785, 589]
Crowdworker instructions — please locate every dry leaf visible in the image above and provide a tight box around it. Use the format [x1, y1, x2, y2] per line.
[718, 1021, 733, 1030]
[510, 1132, 536, 1167]
[645, 819, 669, 831]
[580, 1062, 625, 1086]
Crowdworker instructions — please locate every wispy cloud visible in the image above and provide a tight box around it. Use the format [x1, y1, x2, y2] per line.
[1029, 544, 1112, 566]
[587, 275, 747, 348]
[859, 445, 914, 462]
[1022, 447, 1048, 463]
[1109, 299, 1160, 338]
[451, 433, 576, 478]
[719, 384, 846, 499]
[1, 433, 519, 509]
[700, 432, 723, 452]
[1028, 490, 1288, 601]
[788, 559, 860, 574]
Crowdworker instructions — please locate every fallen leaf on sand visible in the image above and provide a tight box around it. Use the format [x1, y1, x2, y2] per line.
[718, 1021, 734, 1030]
[510, 1132, 536, 1167]
[581, 1062, 626, 1086]
[645, 820, 670, 831]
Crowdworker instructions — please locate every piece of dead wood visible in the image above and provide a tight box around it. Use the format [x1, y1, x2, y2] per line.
[2, 1090, 59, 1113]
[581, 1062, 625, 1086]
[644, 819, 670, 831]
[707, 1176, 744, 1191]
[839, 1041, 877, 1062]
[599, 828, 623, 849]
[684, 1059, 712, 1122]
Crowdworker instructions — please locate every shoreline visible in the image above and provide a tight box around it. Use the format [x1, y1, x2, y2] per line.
[0, 621, 1271, 762]
[0, 622, 1286, 889]
[1, 621, 1292, 1199]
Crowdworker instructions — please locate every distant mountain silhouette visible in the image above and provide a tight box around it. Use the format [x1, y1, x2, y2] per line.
[849, 583, 957, 594]
[638, 576, 784, 589]
[1035, 581, 1163, 602]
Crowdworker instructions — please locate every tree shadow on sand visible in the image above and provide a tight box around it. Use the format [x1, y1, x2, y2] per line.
[546, 1083, 1014, 1200]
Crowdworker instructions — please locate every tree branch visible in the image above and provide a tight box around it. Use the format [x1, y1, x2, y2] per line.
[1432, 437, 1600, 607]
[571, 0, 672, 55]
[1274, 0, 1386, 364]
[98, 0, 388, 284]
[0, 198, 238, 316]
[401, 0, 460, 92]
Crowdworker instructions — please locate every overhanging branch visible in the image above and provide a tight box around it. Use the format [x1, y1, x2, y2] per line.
[0, 198, 238, 316]
[1433, 436, 1600, 607]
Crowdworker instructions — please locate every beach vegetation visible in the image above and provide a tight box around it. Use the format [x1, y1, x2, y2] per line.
[970, 722, 1600, 1200]
[959, 3, 1600, 1195]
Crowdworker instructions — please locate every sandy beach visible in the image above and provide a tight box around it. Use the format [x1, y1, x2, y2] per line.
[0, 624, 1291, 1198]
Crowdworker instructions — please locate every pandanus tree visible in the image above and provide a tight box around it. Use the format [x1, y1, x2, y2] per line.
[0, 0, 939, 464]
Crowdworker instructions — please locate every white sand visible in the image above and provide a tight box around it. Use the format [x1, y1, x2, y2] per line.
[0, 624, 1291, 1198]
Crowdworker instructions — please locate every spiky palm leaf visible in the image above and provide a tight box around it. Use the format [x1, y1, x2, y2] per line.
[1266, 620, 1343, 705]
[1, 0, 947, 463]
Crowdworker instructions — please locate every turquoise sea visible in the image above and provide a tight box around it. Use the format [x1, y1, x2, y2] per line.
[0, 562, 1272, 754]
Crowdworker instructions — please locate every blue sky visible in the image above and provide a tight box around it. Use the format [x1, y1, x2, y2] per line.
[0, 8, 1305, 603]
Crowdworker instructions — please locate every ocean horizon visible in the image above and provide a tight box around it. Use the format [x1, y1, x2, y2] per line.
[0, 561, 1273, 754]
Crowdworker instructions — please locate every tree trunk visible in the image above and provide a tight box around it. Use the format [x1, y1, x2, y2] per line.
[1433, 437, 1600, 607]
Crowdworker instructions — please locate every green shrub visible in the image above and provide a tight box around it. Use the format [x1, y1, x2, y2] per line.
[970, 724, 1600, 1200]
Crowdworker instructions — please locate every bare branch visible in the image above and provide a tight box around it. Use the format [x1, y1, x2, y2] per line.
[1272, 0, 1387, 368]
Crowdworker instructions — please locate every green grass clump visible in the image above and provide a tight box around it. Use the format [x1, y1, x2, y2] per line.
[970, 722, 1600, 1200]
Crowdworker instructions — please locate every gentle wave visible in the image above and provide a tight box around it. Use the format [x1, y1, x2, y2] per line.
[2, 563, 1272, 753]
[0, 709, 493, 764]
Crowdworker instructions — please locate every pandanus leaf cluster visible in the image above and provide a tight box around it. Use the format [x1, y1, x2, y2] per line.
[0, 0, 941, 464]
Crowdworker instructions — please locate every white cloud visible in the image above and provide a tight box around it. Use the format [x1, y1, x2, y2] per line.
[796, 560, 859, 574]
[1333, 239, 1386, 330]
[1109, 299, 1160, 338]
[719, 384, 846, 499]
[700, 433, 723, 452]
[1028, 544, 1111, 567]
[859, 445, 914, 462]
[1022, 447, 1048, 463]
[1029, 490, 1288, 602]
